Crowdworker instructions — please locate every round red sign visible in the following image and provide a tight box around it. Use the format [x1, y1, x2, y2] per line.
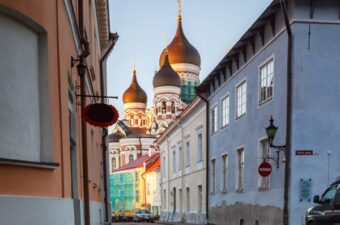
[258, 162, 272, 177]
[83, 103, 119, 127]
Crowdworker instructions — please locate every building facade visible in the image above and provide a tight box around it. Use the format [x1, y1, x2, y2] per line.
[197, 1, 340, 225]
[110, 153, 160, 216]
[0, 0, 117, 225]
[158, 98, 207, 224]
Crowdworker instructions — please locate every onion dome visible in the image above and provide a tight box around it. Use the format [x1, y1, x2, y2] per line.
[123, 69, 147, 104]
[159, 15, 201, 67]
[153, 52, 181, 88]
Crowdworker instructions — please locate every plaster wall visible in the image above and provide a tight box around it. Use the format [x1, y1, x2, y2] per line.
[207, 29, 288, 225]
[160, 101, 206, 224]
[289, 21, 340, 225]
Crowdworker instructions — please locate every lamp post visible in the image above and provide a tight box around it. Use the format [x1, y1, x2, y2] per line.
[265, 116, 286, 168]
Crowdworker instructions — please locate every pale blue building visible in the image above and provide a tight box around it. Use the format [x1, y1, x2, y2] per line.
[197, 0, 340, 224]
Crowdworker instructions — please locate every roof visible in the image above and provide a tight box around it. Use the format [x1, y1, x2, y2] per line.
[145, 157, 160, 173]
[197, 0, 281, 93]
[123, 69, 147, 104]
[153, 53, 181, 88]
[159, 16, 201, 67]
[114, 155, 150, 172]
[109, 122, 155, 143]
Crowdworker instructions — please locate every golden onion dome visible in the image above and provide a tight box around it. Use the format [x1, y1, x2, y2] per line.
[159, 15, 201, 67]
[153, 52, 181, 88]
[123, 69, 147, 104]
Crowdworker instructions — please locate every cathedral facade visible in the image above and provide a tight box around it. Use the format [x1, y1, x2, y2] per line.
[108, 3, 201, 216]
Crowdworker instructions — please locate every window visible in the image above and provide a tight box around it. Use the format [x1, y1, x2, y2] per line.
[236, 148, 245, 191]
[236, 81, 247, 118]
[211, 159, 216, 193]
[135, 171, 139, 182]
[221, 96, 230, 127]
[186, 187, 190, 212]
[162, 156, 166, 177]
[222, 154, 228, 192]
[259, 140, 270, 189]
[112, 158, 116, 171]
[163, 189, 167, 209]
[259, 59, 274, 104]
[172, 149, 176, 174]
[198, 185, 203, 213]
[178, 144, 182, 171]
[129, 154, 134, 163]
[185, 141, 190, 167]
[136, 190, 140, 203]
[162, 101, 166, 113]
[0, 11, 50, 162]
[197, 133, 203, 162]
[171, 101, 176, 113]
[211, 106, 218, 133]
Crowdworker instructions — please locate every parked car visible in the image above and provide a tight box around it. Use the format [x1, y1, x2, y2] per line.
[133, 209, 154, 222]
[305, 177, 340, 225]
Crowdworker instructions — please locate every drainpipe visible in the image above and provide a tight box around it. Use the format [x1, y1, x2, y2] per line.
[280, 1, 292, 225]
[142, 163, 147, 210]
[196, 92, 209, 223]
[78, 0, 90, 225]
[99, 32, 118, 223]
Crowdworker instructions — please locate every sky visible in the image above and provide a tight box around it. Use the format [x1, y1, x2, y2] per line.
[107, 0, 273, 117]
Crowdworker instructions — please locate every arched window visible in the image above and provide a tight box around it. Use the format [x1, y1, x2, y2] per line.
[162, 101, 166, 113]
[129, 154, 134, 163]
[171, 101, 176, 113]
[112, 158, 116, 171]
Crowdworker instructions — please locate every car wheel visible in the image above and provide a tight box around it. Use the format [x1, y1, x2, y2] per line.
[307, 221, 315, 225]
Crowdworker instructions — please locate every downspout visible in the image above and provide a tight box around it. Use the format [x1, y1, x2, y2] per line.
[141, 163, 147, 210]
[280, 1, 292, 225]
[99, 32, 118, 223]
[78, 1, 90, 225]
[196, 92, 209, 223]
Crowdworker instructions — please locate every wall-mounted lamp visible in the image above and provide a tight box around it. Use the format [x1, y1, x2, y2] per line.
[265, 116, 286, 168]
[71, 56, 87, 76]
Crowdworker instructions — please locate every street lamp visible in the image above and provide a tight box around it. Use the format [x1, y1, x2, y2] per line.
[265, 116, 286, 168]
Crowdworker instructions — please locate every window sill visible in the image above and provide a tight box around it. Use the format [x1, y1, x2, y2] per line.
[221, 189, 228, 194]
[236, 113, 246, 120]
[236, 188, 244, 193]
[0, 158, 60, 170]
[258, 187, 270, 191]
[259, 97, 273, 107]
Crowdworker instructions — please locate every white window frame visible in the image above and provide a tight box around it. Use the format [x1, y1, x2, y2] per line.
[178, 142, 182, 171]
[185, 140, 190, 167]
[259, 58, 274, 105]
[221, 94, 230, 128]
[211, 158, 216, 193]
[236, 147, 245, 192]
[172, 146, 176, 174]
[236, 80, 247, 119]
[210, 104, 218, 134]
[197, 131, 203, 162]
[221, 153, 228, 193]
[258, 138, 271, 190]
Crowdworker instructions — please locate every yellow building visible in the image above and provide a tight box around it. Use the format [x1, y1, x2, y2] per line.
[157, 97, 207, 224]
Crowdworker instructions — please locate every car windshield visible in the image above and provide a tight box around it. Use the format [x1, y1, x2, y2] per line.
[137, 210, 151, 214]
[321, 186, 337, 203]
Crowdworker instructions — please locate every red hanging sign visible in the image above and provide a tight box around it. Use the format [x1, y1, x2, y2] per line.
[258, 162, 272, 177]
[83, 103, 119, 127]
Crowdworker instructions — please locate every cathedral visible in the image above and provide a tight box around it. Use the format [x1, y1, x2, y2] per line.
[108, 3, 201, 171]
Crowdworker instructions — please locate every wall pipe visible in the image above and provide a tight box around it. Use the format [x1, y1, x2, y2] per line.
[99, 32, 118, 224]
[280, 1, 292, 225]
[196, 92, 209, 223]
